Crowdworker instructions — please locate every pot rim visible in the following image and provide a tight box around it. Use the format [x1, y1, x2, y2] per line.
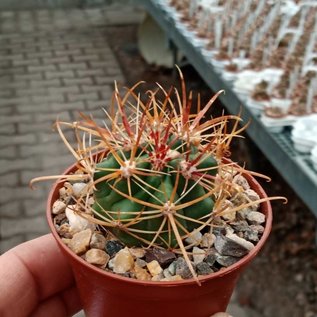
[47, 159, 272, 287]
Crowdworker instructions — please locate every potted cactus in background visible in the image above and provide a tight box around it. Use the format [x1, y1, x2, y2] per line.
[31, 70, 285, 317]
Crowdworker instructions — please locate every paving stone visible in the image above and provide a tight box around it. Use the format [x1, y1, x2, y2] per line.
[76, 69, 105, 77]
[48, 85, 80, 94]
[0, 106, 14, 115]
[0, 158, 40, 174]
[14, 72, 43, 81]
[27, 51, 54, 58]
[0, 96, 32, 107]
[81, 85, 111, 93]
[45, 70, 75, 79]
[58, 62, 88, 71]
[63, 77, 94, 86]
[73, 54, 100, 62]
[0, 134, 37, 147]
[19, 143, 68, 157]
[0, 216, 49, 238]
[0, 235, 26, 254]
[30, 78, 61, 87]
[28, 64, 57, 73]
[13, 58, 41, 67]
[34, 111, 71, 123]
[0, 202, 22, 218]
[32, 94, 65, 103]
[16, 103, 52, 114]
[0, 124, 16, 135]
[42, 56, 70, 64]
[0, 146, 18, 159]
[67, 92, 99, 102]
[0, 172, 19, 186]
[16, 87, 48, 97]
[0, 0, 127, 285]
[54, 48, 81, 57]
[42, 154, 74, 169]
[23, 199, 47, 217]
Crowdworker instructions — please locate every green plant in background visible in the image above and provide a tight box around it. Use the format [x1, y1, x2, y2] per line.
[31, 70, 284, 280]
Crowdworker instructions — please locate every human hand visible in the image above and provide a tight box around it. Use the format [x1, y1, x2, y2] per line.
[0, 234, 81, 317]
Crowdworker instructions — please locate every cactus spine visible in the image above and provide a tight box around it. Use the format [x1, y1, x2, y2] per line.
[31, 70, 285, 281]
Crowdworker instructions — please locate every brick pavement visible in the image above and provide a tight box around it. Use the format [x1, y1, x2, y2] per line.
[0, 6, 143, 254]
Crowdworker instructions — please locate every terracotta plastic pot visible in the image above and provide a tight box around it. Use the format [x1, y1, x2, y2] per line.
[47, 162, 272, 317]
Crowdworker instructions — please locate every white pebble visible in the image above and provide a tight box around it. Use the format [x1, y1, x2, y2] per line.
[72, 182, 88, 198]
[185, 229, 202, 245]
[192, 246, 206, 264]
[246, 211, 266, 224]
[226, 232, 255, 251]
[52, 200, 66, 214]
[65, 206, 95, 232]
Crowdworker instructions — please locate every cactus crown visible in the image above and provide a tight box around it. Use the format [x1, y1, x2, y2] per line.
[31, 70, 285, 282]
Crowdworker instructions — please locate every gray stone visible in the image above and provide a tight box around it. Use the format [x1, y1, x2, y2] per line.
[185, 229, 202, 245]
[237, 207, 252, 220]
[145, 248, 176, 268]
[135, 258, 147, 268]
[216, 254, 241, 267]
[214, 234, 253, 257]
[250, 224, 265, 234]
[245, 189, 260, 209]
[105, 240, 124, 257]
[175, 257, 193, 279]
[230, 220, 249, 232]
[163, 268, 173, 279]
[233, 174, 250, 190]
[192, 246, 206, 264]
[204, 249, 217, 267]
[246, 211, 266, 224]
[90, 232, 107, 250]
[196, 262, 213, 275]
[167, 261, 176, 275]
[243, 227, 260, 243]
[226, 233, 255, 251]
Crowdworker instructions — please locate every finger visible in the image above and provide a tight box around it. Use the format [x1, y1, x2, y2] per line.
[0, 234, 79, 317]
[31, 286, 81, 317]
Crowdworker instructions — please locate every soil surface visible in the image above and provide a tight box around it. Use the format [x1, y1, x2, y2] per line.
[104, 24, 317, 317]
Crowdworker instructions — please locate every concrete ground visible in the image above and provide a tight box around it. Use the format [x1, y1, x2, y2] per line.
[0, 5, 261, 317]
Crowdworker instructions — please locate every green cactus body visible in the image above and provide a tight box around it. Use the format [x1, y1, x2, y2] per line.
[92, 145, 218, 247]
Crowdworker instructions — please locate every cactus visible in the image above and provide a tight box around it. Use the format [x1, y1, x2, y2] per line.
[31, 70, 285, 281]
